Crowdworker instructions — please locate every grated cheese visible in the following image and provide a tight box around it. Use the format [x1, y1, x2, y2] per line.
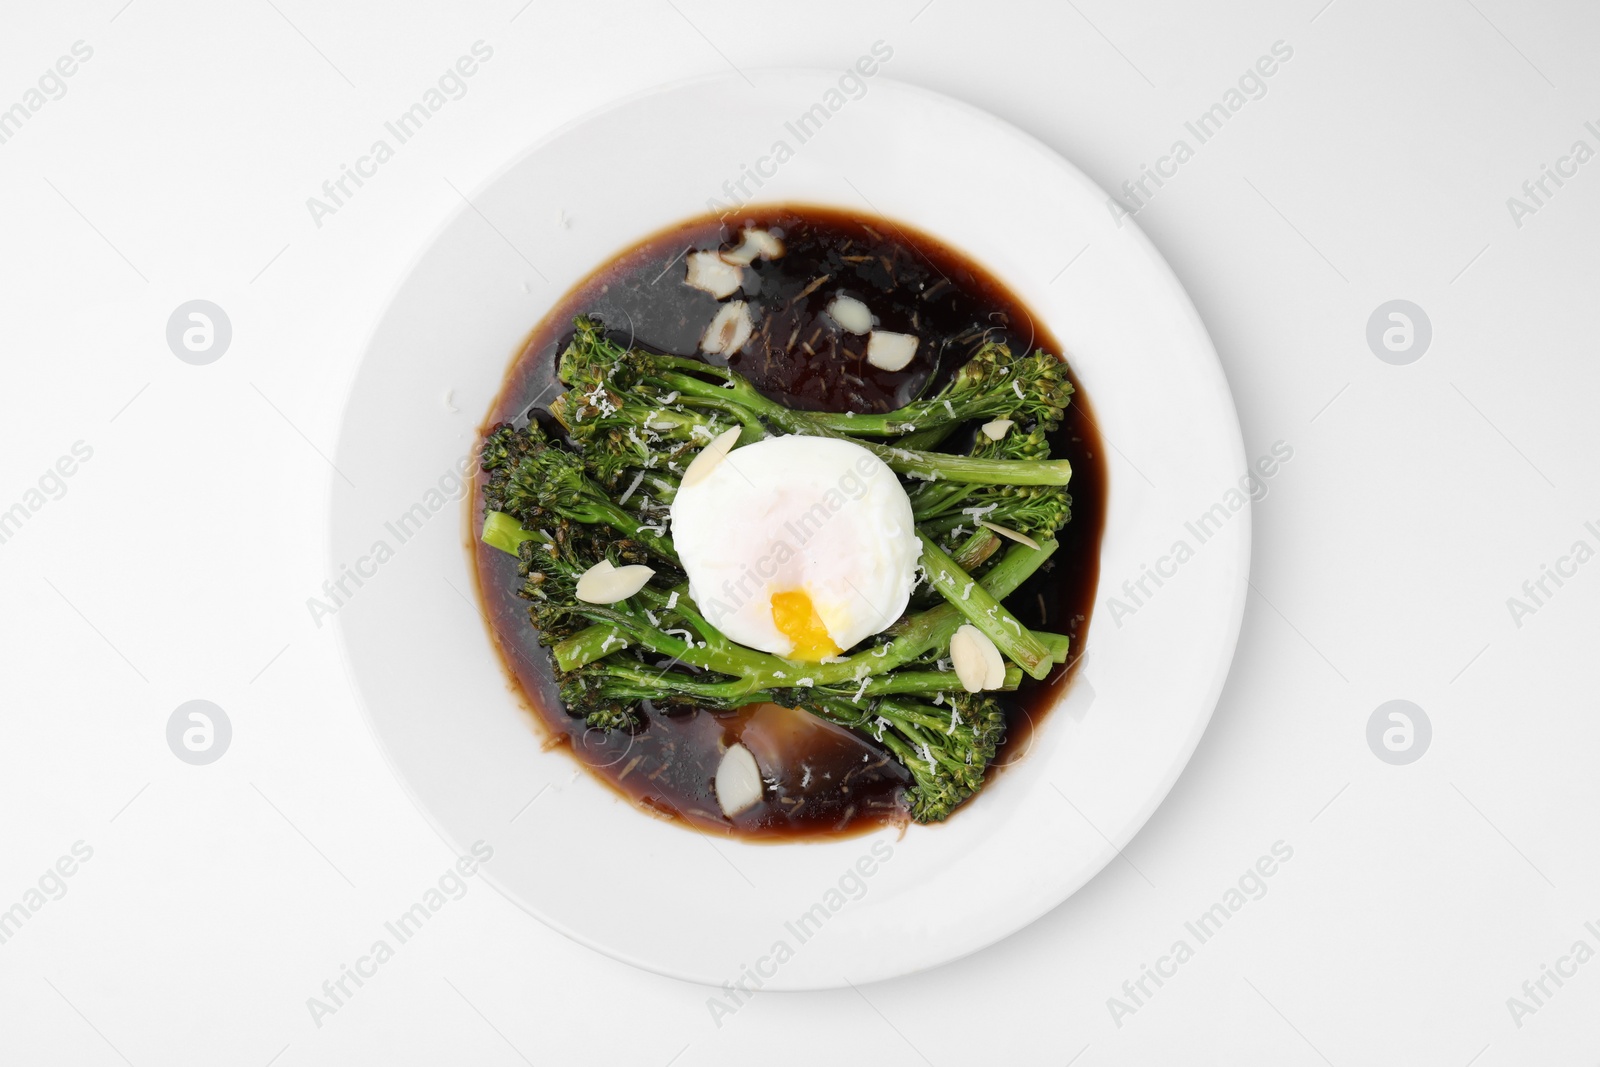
[617, 470, 645, 506]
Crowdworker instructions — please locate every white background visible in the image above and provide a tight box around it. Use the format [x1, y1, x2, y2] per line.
[2, 0, 1597, 1063]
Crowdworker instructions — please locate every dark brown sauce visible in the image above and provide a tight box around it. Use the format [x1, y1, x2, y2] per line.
[473, 204, 1106, 840]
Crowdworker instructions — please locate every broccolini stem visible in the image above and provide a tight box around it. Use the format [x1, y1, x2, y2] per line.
[652, 367, 1071, 485]
[915, 512, 982, 539]
[675, 395, 767, 441]
[550, 580, 704, 672]
[564, 498, 680, 565]
[948, 527, 1002, 571]
[552, 624, 630, 672]
[1036, 630, 1071, 664]
[481, 511, 542, 555]
[865, 442, 1071, 486]
[567, 539, 1057, 690]
[908, 480, 976, 521]
[893, 422, 963, 452]
[859, 666, 1021, 695]
[917, 534, 1053, 679]
[571, 660, 1019, 708]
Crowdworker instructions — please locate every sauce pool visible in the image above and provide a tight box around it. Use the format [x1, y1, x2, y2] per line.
[473, 204, 1106, 840]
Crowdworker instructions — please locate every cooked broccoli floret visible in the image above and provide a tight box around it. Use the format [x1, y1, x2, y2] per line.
[910, 423, 1072, 541]
[479, 419, 548, 472]
[559, 668, 646, 732]
[550, 353, 728, 489]
[485, 431, 679, 565]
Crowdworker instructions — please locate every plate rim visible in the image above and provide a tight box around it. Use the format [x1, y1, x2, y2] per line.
[327, 66, 1252, 989]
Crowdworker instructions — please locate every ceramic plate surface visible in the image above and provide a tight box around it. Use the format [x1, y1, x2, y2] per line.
[329, 69, 1249, 989]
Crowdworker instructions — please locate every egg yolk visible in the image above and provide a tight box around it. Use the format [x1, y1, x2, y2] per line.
[770, 590, 842, 662]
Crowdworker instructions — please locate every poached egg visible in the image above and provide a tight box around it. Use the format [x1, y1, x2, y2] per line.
[670, 435, 921, 661]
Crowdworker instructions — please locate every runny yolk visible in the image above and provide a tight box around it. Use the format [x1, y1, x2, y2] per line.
[770, 589, 842, 662]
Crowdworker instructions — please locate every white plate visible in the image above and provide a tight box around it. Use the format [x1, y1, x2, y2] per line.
[329, 70, 1248, 989]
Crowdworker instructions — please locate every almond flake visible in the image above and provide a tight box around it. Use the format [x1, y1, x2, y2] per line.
[700, 300, 754, 355]
[744, 228, 783, 258]
[827, 295, 873, 335]
[680, 425, 743, 488]
[866, 330, 918, 372]
[574, 560, 655, 604]
[685, 251, 742, 298]
[981, 418, 1014, 441]
[715, 743, 764, 817]
[986, 650, 1007, 689]
[719, 228, 785, 265]
[950, 623, 1004, 693]
[977, 519, 1041, 550]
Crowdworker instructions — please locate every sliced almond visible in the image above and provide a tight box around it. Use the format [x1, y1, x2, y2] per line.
[826, 294, 873, 335]
[700, 300, 754, 356]
[977, 519, 1041, 550]
[719, 228, 785, 266]
[744, 228, 783, 259]
[950, 623, 1005, 693]
[680, 425, 743, 488]
[714, 742, 764, 817]
[685, 250, 743, 298]
[866, 330, 918, 372]
[984, 644, 1006, 689]
[575, 559, 655, 604]
[981, 418, 1014, 441]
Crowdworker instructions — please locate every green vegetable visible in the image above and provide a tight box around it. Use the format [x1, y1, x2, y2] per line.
[917, 534, 1054, 680]
[910, 423, 1072, 542]
[557, 538, 1057, 694]
[806, 341, 1072, 437]
[792, 693, 1007, 822]
[946, 527, 1003, 571]
[481, 510, 539, 555]
[553, 316, 1072, 486]
[1037, 630, 1072, 664]
[475, 313, 1083, 823]
[559, 659, 1011, 821]
[484, 426, 679, 565]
